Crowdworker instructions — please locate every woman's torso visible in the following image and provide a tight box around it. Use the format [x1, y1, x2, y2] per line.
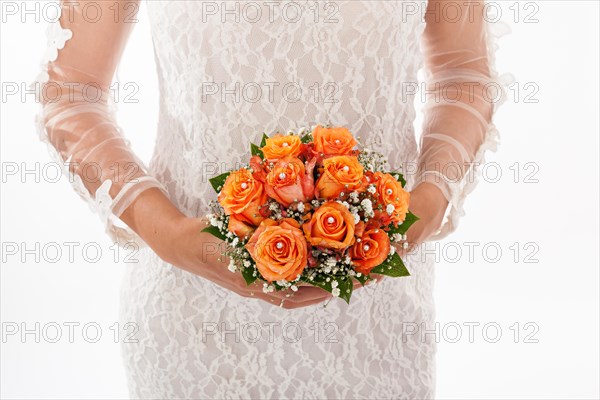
[118, 2, 435, 398]
[144, 0, 425, 216]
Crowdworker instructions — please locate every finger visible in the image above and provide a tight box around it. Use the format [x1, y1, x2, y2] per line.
[228, 276, 327, 303]
[243, 285, 328, 307]
[281, 286, 332, 304]
[368, 274, 385, 287]
[257, 290, 330, 308]
[279, 293, 332, 309]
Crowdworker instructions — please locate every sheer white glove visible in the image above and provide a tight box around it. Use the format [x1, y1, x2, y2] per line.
[34, 0, 166, 245]
[416, 0, 512, 239]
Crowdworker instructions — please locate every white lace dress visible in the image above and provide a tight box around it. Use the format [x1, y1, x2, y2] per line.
[35, 1, 509, 398]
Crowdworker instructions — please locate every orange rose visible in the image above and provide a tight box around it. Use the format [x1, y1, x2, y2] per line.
[249, 155, 268, 183]
[261, 134, 302, 161]
[373, 172, 410, 225]
[349, 224, 391, 275]
[245, 218, 308, 282]
[218, 168, 267, 226]
[265, 156, 315, 207]
[227, 214, 255, 239]
[303, 201, 355, 250]
[315, 155, 366, 199]
[312, 125, 357, 155]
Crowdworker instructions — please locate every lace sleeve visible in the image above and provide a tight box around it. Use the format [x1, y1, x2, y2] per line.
[416, 0, 512, 239]
[33, 0, 167, 246]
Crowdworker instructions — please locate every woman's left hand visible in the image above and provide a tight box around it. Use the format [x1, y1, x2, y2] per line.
[396, 182, 449, 255]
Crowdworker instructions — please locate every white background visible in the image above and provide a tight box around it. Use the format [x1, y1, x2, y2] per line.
[1, 1, 599, 399]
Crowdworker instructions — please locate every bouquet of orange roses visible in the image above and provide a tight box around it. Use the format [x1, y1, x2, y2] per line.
[203, 125, 418, 303]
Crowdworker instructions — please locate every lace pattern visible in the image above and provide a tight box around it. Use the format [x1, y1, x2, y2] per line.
[120, 247, 436, 399]
[32, 0, 509, 397]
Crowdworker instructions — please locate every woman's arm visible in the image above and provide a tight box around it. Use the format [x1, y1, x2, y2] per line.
[407, 0, 510, 246]
[35, 0, 167, 242]
[35, 0, 331, 308]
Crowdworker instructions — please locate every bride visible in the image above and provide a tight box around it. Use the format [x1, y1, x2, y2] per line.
[35, 0, 506, 398]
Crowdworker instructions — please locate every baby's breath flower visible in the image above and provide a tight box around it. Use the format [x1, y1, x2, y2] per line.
[360, 198, 373, 212]
[326, 257, 337, 267]
[227, 259, 236, 272]
[262, 283, 275, 293]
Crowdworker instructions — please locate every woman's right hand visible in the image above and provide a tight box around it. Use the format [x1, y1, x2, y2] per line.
[163, 217, 338, 308]
[120, 188, 333, 309]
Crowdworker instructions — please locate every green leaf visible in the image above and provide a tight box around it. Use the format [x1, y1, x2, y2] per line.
[388, 210, 419, 235]
[260, 133, 269, 147]
[201, 225, 227, 241]
[209, 172, 230, 193]
[370, 252, 411, 278]
[300, 134, 312, 144]
[354, 273, 370, 286]
[300, 274, 353, 304]
[336, 276, 353, 304]
[250, 143, 264, 158]
[301, 274, 329, 291]
[241, 266, 258, 286]
[393, 172, 407, 187]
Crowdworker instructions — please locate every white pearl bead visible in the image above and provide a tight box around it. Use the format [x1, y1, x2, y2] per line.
[241, 182, 248, 189]
[327, 217, 335, 224]
[282, 142, 289, 147]
[279, 172, 286, 179]
[334, 139, 341, 144]
[386, 188, 393, 195]
[343, 166, 350, 172]
[276, 242, 284, 249]
[363, 244, 370, 251]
